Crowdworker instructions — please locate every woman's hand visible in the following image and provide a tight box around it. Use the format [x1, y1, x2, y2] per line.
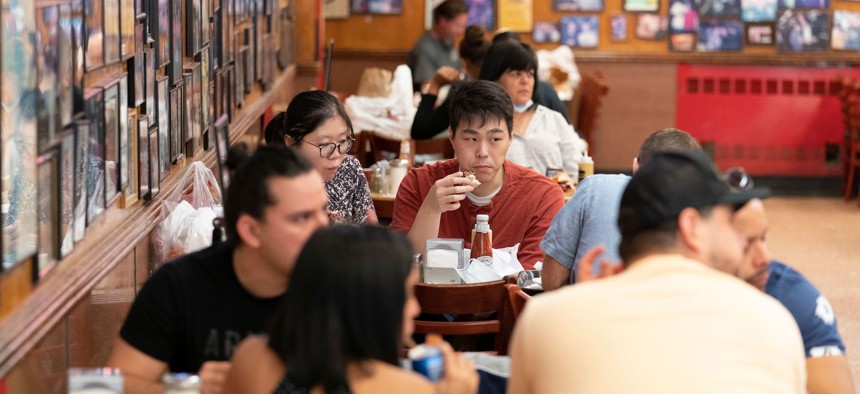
[435, 341, 479, 394]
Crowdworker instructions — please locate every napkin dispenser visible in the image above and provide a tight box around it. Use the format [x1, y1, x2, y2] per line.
[422, 239, 465, 284]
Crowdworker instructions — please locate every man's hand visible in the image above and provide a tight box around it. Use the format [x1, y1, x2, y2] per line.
[198, 361, 231, 394]
[435, 341, 479, 394]
[576, 245, 623, 283]
[426, 66, 462, 95]
[423, 172, 474, 214]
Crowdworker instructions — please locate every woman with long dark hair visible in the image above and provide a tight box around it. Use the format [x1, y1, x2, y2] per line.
[223, 225, 479, 393]
[265, 91, 376, 224]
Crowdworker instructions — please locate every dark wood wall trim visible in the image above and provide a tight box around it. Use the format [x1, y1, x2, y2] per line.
[0, 66, 296, 378]
[332, 48, 860, 67]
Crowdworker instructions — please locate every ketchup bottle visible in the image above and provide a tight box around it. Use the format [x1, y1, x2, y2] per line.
[470, 214, 493, 269]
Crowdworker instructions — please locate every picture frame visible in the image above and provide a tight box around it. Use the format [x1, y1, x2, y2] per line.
[148, 126, 161, 199]
[610, 14, 629, 42]
[103, 79, 122, 207]
[129, 23, 145, 107]
[156, 76, 171, 180]
[104, 0, 121, 64]
[135, 0, 145, 17]
[84, 87, 106, 224]
[222, 0, 234, 64]
[278, 8, 294, 69]
[170, 85, 185, 163]
[36, 150, 61, 278]
[325, 0, 349, 19]
[183, 72, 196, 156]
[235, 44, 246, 108]
[119, 74, 130, 192]
[635, 13, 669, 40]
[670, 32, 698, 51]
[669, 0, 699, 33]
[533, 22, 561, 43]
[777, 0, 828, 9]
[832, 10, 860, 51]
[741, 0, 777, 22]
[170, 0, 184, 84]
[198, 46, 212, 131]
[84, 0, 105, 70]
[71, 0, 86, 115]
[243, 45, 253, 93]
[560, 16, 600, 48]
[120, 0, 135, 59]
[698, 19, 744, 51]
[698, 0, 740, 17]
[152, 0, 171, 68]
[190, 63, 204, 155]
[225, 65, 235, 122]
[59, 129, 76, 258]
[213, 115, 231, 190]
[138, 116, 152, 201]
[202, 0, 211, 47]
[58, 5, 76, 128]
[187, 0, 203, 55]
[351, 0, 402, 14]
[122, 110, 139, 207]
[144, 48, 156, 123]
[72, 119, 90, 242]
[465, 0, 495, 29]
[746, 22, 775, 46]
[36, 6, 61, 152]
[776, 9, 829, 52]
[624, 0, 659, 12]
[553, 0, 602, 11]
[252, 19, 261, 83]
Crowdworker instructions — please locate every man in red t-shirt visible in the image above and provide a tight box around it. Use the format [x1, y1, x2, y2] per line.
[391, 80, 564, 269]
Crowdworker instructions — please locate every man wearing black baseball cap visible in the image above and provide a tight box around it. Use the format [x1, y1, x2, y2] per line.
[509, 151, 806, 393]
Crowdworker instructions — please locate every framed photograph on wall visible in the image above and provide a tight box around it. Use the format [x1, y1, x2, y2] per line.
[170, 0, 184, 84]
[225, 65, 235, 122]
[610, 14, 629, 42]
[669, 0, 699, 33]
[832, 10, 860, 51]
[213, 115, 231, 190]
[198, 46, 212, 131]
[183, 72, 196, 156]
[698, 0, 740, 18]
[72, 119, 90, 242]
[624, 0, 659, 12]
[119, 75, 130, 192]
[635, 13, 669, 40]
[243, 45, 253, 93]
[138, 116, 151, 201]
[84, 0, 105, 70]
[746, 22, 775, 46]
[84, 87, 106, 224]
[170, 85, 185, 163]
[741, 0, 777, 22]
[776, 9, 829, 52]
[104, 0, 121, 64]
[36, 6, 61, 151]
[778, 0, 828, 9]
[561, 16, 599, 48]
[222, 0, 234, 64]
[156, 76, 171, 179]
[533, 22, 561, 43]
[698, 19, 744, 51]
[186, 0, 202, 55]
[151, 0, 171, 67]
[120, 0, 135, 58]
[351, 0, 402, 14]
[670, 32, 697, 50]
[554, 0, 602, 12]
[58, 5, 76, 128]
[144, 48, 156, 122]
[123, 110, 139, 207]
[148, 126, 161, 199]
[325, 0, 349, 19]
[59, 129, 76, 257]
[36, 150, 60, 278]
[190, 63, 204, 155]
[103, 79, 122, 207]
[201, 0, 211, 47]
[71, 0, 86, 114]
[466, 0, 495, 29]
[236, 44, 246, 107]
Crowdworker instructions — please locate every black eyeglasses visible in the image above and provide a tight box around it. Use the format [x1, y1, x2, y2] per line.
[301, 138, 355, 158]
[724, 167, 753, 191]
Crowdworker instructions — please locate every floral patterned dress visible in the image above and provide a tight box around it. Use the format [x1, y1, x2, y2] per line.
[325, 155, 374, 224]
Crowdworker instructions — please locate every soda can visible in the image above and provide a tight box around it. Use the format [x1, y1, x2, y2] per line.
[409, 344, 444, 382]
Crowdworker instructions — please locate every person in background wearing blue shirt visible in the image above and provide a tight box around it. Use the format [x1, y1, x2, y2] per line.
[732, 199, 855, 394]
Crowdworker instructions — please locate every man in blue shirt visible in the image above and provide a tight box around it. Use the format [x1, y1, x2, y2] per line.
[732, 199, 855, 394]
[540, 128, 701, 290]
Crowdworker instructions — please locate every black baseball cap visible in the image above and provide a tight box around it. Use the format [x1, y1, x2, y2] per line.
[618, 151, 770, 237]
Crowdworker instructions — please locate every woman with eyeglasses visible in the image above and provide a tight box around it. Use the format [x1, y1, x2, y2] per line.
[479, 41, 587, 179]
[265, 90, 377, 224]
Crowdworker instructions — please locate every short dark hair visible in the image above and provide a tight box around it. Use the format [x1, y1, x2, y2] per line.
[265, 90, 354, 147]
[449, 80, 514, 137]
[433, 0, 468, 23]
[637, 128, 701, 166]
[223, 146, 315, 245]
[459, 25, 490, 65]
[268, 225, 415, 392]
[478, 41, 538, 104]
[491, 30, 522, 44]
[618, 206, 713, 264]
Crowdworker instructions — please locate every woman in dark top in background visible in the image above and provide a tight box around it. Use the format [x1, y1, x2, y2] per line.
[223, 225, 479, 394]
[265, 91, 376, 224]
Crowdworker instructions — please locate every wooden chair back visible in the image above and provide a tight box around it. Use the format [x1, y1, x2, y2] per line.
[364, 131, 412, 167]
[505, 284, 531, 321]
[572, 72, 609, 151]
[413, 138, 455, 165]
[414, 279, 509, 354]
[349, 131, 370, 167]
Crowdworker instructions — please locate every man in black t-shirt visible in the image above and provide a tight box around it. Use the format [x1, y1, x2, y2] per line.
[106, 146, 329, 393]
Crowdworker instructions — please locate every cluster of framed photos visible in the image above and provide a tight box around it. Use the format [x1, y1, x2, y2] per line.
[532, 0, 860, 52]
[0, 0, 294, 279]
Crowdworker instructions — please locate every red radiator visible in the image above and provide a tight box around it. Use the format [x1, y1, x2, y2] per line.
[676, 64, 860, 176]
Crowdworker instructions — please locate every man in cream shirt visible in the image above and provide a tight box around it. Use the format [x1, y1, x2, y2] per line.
[509, 151, 806, 393]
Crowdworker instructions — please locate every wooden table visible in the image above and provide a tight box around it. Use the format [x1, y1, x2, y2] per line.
[371, 193, 395, 223]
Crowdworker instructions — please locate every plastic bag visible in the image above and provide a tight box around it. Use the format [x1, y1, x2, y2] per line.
[155, 162, 223, 264]
[345, 65, 416, 141]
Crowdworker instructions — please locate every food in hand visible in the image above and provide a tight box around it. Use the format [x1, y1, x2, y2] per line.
[462, 170, 481, 187]
[551, 171, 575, 197]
